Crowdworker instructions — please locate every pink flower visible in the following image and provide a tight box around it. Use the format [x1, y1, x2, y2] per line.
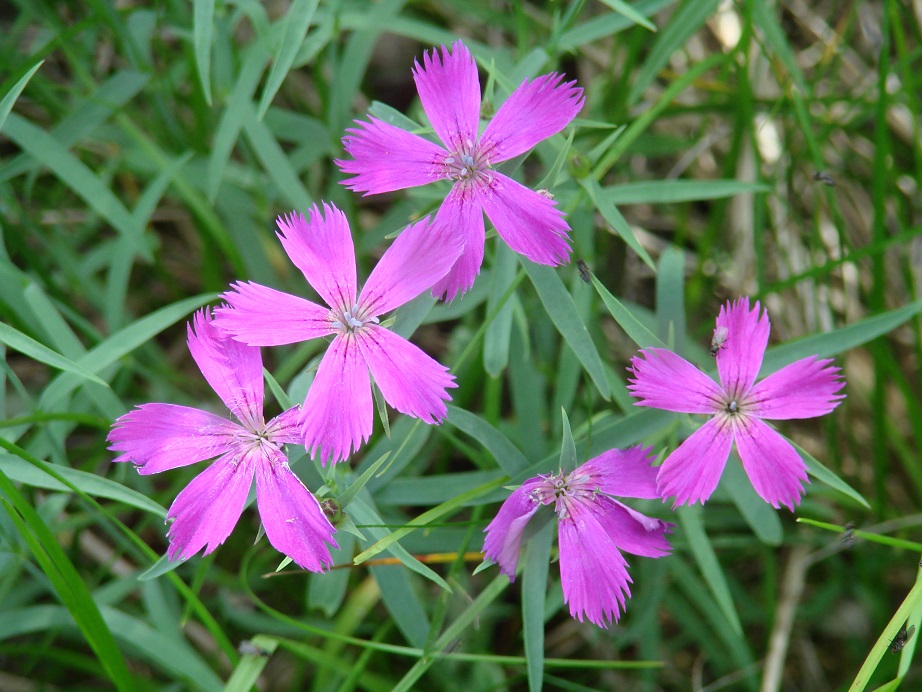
[483, 447, 673, 628]
[107, 309, 337, 570]
[213, 202, 463, 465]
[628, 297, 846, 510]
[336, 40, 584, 301]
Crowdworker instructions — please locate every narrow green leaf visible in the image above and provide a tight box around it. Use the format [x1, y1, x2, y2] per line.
[446, 405, 530, 475]
[598, 0, 657, 31]
[2, 113, 148, 258]
[0, 60, 43, 133]
[243, 103, 313, 210]
[523, 520, 554, 692]
[627, 0, 722, 106]
[655, 246, 685, 352]
[338, 452, 391, 509]
[582, 177, 655, 270]
[720, 458, 782, 546]
[558, 408, 577, 473]
[225, 635, 279, 692]
[762, 299, 922, 374]
[257, 0, 319, 119]
[677, 504, 743, 637]
[522, 259, 610, 399]
[591, 274, 668, 349]
[0, 322, 108, 387]
[0, 470, 134, 690]
[483, 243, 518, 377]
[40, 293, 216, 409]
[354, 477, 509, 565]
[791, 439, 869, 509]
[193, 0, 214, 104]
[0, 452, 166, 517]
[750, 1, 807, 93]
[604, 180, 770, 204]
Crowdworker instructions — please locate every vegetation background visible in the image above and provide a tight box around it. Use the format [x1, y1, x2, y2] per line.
[1, 0, 920, 690]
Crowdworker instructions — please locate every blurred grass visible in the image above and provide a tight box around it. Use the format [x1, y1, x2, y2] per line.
[0, 0, 920, 690]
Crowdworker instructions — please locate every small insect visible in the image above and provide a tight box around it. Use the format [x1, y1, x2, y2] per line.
[576, 258, 591, 283]
[841, 522, 856, 548]
[238, 640, 270, 657]
[890, 624, 915, 653]
[710, 326, 729, 357]
[813, 170, 836, 187]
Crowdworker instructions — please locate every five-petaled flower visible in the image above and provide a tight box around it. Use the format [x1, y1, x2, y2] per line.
[483, 447, 673, 628]
[628, 297, 846, 510]
[213, 202, 463, 465]
[336, 40, 584, 301]
[107, 309, 337, 570]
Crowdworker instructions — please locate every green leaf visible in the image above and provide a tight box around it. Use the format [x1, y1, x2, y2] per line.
[338, 452, 391, 509]
[627, 0, 722, 106]
[0, 322, 108, 388]
[522, 259, 610, 399]
[0, 470, 134, 690]
[655, 246, 685, 352]
[257, 0, 320, 119]
[243, 102, 313, 210]
[591, 275, 668, 349]
[791, 439, 870, 509]
[446, 405, 530, 475]
[2, 113, 149, 259]
[720, 458, 782, 546]
[762, 299, 922, 374]
[523, 520, 554, 692]
[677, 504, 743, 637]
[0, 452, 166, 517]
[483, 243, 518, 377]
[598, 0, 657, 31]
[581, 177, 655, 270]
[225, 635, 279, 692]
[558, 408, 577, 473]
[604, 180, 770, 204]
[193, 0, 214, 104]
[0, 60, 43, 133]
[40, 293, 216, 409]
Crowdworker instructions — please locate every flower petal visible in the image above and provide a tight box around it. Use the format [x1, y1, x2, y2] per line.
[165, 451, 257, 560]
[482, 479, 544, 579]
[413, 41, 481, 152]
[267, 406, 303, 445]
[255, 450, 338, 572]
[628, 348, 724, 414]
[277, 204, 357, 310]
[577, 445, 660, 499]
[715, 297, 770, 396]
[187, 308, 263, 424]
[594, 497, 673, 558]
[747, 356, 846, 420]
[477, 173, 571, 266]
[300, 335, 372, 465]
[479, 73, 583, 163]
[215, 283, 333, 345]
[430, 189, 486, 301]
[108, 403, 239, 474]
[734, 417, 809, 510]
[338, 117, 447, 194]
[558, 508, 632, 628]
[360, 216, 463, 317]
[656, 417, 733, 506]
[356, 325, 455, 424]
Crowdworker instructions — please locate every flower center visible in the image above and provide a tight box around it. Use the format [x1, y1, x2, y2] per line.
[331, 303, 378, 334]
[442, 141, 492, 187]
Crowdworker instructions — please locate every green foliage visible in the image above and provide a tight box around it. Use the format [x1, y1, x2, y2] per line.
[1, 0, 921, 689]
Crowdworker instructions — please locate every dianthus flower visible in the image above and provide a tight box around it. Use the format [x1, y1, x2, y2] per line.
[628, 297, 846, 510]
[483, 447, 672, 628]
[107, 309, 337, 570]
[337, 40, 584, 301]
[214, 202, 462, 464]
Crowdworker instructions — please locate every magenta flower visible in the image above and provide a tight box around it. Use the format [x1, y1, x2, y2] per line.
[107, 309, 337, 570]
[213, 202, 463, 465]
[336, 40, 584, 301]
[483, 447, 673, 628]
[628, 297, 846, 510]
